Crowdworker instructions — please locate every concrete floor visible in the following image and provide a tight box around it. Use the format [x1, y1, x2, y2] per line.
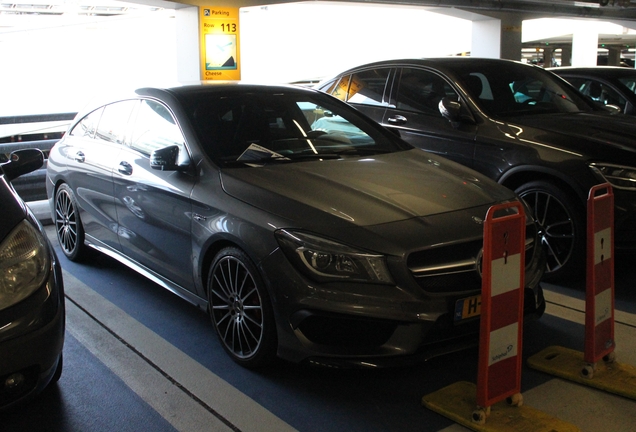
[1, 202, 635, 432]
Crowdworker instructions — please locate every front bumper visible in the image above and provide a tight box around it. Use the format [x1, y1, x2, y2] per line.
[0, 246, 65, 410]
[260, 246, 545, 368]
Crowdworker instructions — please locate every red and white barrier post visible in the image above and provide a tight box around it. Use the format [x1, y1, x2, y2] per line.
[583, 183, 615, 378]
[473, 202, 526, 424]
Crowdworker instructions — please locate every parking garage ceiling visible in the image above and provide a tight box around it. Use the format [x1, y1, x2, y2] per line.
[373, 0, 636, 21]
[2, 0, 636, 20]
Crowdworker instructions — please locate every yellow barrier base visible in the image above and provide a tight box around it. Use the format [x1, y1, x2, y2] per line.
[527, 345, 636, 400]
[421, 381, 579, 432]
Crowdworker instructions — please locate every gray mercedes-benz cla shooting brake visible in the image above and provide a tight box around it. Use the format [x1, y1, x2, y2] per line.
[46, 83, 545, 368]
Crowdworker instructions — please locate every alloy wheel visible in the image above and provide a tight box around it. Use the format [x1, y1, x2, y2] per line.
[518, 189, 576, 275]
[55, 187, 79, 257]
[209, 255, 265, 361]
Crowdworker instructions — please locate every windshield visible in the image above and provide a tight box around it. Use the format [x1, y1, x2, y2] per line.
[183, 91, 409, 166]
[453, 62, 594, 117]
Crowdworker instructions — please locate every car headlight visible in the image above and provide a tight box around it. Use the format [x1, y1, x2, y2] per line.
[275, 230, 394, 284]
[590, 163, 636, 190]
[0, 220, 50, 311]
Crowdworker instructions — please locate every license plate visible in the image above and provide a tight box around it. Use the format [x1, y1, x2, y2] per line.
[454, 295, 481, 322]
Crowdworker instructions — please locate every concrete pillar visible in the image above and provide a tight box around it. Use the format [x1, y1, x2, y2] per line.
[561, 45, 572, 66]
[470, 13, 523, 61]
[471, 18, 501, 58]
[500, 15, 523, 61]
[175, 7, 200, 83]
[543, 46, 554, 67]
[607, 46, 621, 65]
[571, 30, 598, 66]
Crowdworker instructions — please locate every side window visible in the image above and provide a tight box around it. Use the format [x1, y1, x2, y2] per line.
[586, 80, 626, 109]
[396, 68, 458, 116]
[70, 107, 103, 138]
[465, 73, 494, 100]
[130, 100, 185, 156]
[618, 76, 636, 94]
[330, 75, 352, 101]
[563, 77, 587, 91]
[318, 79, 339, 97]
[328, 69, 391, 106]
[95, 101, 136, 145]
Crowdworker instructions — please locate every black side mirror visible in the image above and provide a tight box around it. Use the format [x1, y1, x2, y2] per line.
[439, 97, 476, 128]
[150, 145, 183, 171]
[1, 149, 44, 182]
[439, 98, 462, 124]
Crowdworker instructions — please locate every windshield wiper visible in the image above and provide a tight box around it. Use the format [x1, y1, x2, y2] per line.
[224, 153, 342, 167]
[268, 153, 342, 162]
[330, 148, 392, 155]
[222, 150, 389, 167]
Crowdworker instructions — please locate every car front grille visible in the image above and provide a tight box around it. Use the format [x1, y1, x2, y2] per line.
[407, 239, 483, 294]
[407, 226, 537, 294]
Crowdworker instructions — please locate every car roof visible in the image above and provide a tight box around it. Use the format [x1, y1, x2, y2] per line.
[71, 82, 322, 124]
[548, 66, 636, 78]
[335, 57, 524, 67]
[140, 81, 319, 98]
[322, 57, 541, 80]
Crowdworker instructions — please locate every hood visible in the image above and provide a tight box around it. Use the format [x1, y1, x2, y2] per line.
[220, 149, 514, 227]
[506, 112, 636, 159]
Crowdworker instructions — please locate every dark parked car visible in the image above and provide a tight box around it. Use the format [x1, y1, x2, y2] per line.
[549, 66, 636, 116]
[318, 58, 636, 280]
[0, 149, 65, 410]
[46, 83, 545, 368]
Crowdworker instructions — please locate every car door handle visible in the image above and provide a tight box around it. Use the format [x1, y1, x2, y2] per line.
[118, 161, 133, 176]
[387, 115, 407, 125]
[74, 151, 85, 163]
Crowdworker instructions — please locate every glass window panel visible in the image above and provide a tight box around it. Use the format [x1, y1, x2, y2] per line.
[130, 100, 184, 155]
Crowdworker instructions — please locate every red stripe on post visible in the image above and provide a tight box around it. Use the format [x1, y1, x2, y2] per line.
[476, 201, 525, 409]
[585, 183, 615, 365]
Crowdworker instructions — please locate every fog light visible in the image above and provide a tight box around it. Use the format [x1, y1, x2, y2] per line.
[4, 373, 25, 392]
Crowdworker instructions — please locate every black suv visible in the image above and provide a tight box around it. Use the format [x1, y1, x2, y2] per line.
[318, 58, 636, 280]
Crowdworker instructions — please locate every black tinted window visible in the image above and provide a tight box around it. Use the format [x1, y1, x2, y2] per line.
[575, 79, 627, 109]
[129, 100, 184, 155]
[564, 76, 588, 91]
[395, 68, 457, 116]
[452, 63, 593, 117]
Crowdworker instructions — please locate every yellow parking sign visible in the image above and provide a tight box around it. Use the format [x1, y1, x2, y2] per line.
[200, 7, 240, 81]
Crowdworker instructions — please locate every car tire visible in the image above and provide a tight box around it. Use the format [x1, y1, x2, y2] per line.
[54, 183, 87, 261]
[207, 247, 277, 368]
[51, 353, 63, 384]
[515, 180, 585, 281]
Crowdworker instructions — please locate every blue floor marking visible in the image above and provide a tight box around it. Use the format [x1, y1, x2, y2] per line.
[0, 333, 178, 432]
